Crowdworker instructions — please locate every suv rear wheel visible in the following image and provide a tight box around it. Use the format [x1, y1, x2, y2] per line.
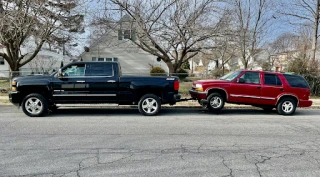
[138, 94, 161, 116]
[277, 97, 297, 115]
[207, 93, 225, 112]
[22, 93, 48, 117]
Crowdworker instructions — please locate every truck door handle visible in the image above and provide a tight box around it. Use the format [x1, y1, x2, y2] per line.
[107, 80, 116, 83]
[257, 86, 261, 89]
[76, 81, 85, 83]
[280, 88, 284, 91]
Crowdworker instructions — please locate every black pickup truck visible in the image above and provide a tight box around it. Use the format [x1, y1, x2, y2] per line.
[9, 62, 180, 117]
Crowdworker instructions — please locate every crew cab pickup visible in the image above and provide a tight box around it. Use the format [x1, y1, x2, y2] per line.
[190, 70, 312, 115]
[9, 62, 180, 117]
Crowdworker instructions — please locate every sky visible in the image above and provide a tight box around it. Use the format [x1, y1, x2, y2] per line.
[70, 0, 315, 56]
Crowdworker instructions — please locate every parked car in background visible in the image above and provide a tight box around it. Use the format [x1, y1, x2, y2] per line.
[9, 62, 180, 117]
[189, 70, 312, 115]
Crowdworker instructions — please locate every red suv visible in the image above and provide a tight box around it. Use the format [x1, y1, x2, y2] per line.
[189, 70, 312, 115]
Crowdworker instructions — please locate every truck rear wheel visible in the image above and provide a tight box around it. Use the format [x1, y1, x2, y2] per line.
[138, 94, 161, 116]
[22, 93, 48, 117]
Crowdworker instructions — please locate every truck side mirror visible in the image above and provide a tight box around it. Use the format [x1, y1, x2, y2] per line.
[57, 69, 63, 77]
[237, 78, 245, 83]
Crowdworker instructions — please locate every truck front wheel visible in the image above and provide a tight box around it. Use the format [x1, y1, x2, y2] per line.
[138, 94, 161, 116]
[22, 93, 48, 117]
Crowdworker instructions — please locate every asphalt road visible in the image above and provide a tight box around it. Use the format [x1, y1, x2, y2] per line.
[1, 106, 320, 177]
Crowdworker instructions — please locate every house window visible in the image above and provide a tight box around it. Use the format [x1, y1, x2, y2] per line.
[92, 57, 97, 61]
[105, 58, 112, 62]
[113, 57, 118, 62]
[98, 58, 104, 61]
[0, 58, 4, 65]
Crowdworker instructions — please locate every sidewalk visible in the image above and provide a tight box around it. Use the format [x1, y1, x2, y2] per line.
[1, 95, 320, 108]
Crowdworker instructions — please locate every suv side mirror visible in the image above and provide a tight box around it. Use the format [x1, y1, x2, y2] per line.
[57, 69, 63, 77]
[237, 78, 245, 83]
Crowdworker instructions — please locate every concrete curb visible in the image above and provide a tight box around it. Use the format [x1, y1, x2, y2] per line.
[1, 103, 320, 109]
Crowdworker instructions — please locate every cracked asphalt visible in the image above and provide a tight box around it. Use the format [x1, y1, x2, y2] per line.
[1, 106, 320, 177]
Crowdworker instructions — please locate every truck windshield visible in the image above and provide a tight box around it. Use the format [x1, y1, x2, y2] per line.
[220, 71, 242, 81]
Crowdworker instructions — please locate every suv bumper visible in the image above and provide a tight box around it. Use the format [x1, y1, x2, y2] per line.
[298, 100, 312, 107]
[9, 91, 21, 106]
[189, 89, 207, 99]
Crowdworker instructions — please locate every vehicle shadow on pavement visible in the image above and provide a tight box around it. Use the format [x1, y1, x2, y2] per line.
[47, 107, 317, 117]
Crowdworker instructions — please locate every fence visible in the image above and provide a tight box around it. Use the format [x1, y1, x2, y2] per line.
[0, 70, 213, 93]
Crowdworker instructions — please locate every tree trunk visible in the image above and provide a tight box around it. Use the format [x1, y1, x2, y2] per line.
[222, 65, 225, 75]
[311, 0, 320, 62]
[165, 61, 174, 75]
[11, 66, 20, 79]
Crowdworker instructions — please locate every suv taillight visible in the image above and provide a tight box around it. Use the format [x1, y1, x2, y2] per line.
[174, 81, 179, 91]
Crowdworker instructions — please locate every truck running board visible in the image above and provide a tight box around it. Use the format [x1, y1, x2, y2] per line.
[56, 103, 119, 107]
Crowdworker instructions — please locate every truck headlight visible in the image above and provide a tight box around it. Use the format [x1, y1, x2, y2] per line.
[12, 80, 17, 86]
[11, 86, 17, 91]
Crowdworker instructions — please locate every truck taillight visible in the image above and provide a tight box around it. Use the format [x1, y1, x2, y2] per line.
[174, 81, 179, 91]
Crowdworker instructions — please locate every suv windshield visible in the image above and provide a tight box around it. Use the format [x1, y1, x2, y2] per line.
[220, 71, 242, 81]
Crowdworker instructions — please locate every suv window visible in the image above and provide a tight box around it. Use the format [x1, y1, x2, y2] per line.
[264, 74, 282, 86]
[62, 64, 86, 77]
[283, 74, 309, 89]
[89, 63, 113, 76]
[240, 72, 260, 84]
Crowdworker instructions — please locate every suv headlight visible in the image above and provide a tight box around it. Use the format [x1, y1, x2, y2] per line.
[194, 84, 203, 92]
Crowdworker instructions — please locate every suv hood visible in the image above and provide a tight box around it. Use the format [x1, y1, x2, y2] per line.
[194, 79, 230, 84]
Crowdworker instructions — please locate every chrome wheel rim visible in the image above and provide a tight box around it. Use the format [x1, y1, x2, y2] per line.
[142, 98, 158, 114]
[282, 101, 293, 113]
[25, 97, 43, 115]
[210, 96, 222, 108]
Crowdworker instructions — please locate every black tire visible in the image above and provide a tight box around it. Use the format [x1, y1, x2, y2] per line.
[22, 93, 48, 117]
[207, 93, 225, 112]
[138, 94, 161, 116]
[276, 97, 297, 116]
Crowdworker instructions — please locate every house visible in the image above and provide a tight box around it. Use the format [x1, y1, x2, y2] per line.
[0, 45, 70, 77]
[79, 15, 169, 75]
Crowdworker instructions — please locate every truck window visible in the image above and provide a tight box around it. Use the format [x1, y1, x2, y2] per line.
[283, 74, 309, 89]
[264, 74, 282, 86]
[62, 64, 86, 77]
[89, 63, 113, 76]
[240, 72, 260, 84]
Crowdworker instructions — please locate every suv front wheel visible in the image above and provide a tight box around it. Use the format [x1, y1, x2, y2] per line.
[277, 97, 297, 116]
[207, 93, 225, 112]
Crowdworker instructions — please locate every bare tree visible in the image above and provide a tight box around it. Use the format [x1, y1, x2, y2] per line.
[97, 0, 225, 73]
[28, 56, 59, 74]
[278, 0, 320, 62]
[229, 0, 275, 69]
[0, 0, 84, 74]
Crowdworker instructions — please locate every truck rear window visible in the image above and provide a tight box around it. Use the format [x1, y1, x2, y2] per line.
[283, 74, 309, 89]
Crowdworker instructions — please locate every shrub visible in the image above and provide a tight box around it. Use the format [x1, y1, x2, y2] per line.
[150, 67, 166, 76]
[174, 68, 189, 81]
[286, 53, 320, 96]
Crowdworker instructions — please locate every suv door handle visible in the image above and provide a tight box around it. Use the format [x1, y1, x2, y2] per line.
[107, 80, 116, 83]
[76, 81, 85, 83]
